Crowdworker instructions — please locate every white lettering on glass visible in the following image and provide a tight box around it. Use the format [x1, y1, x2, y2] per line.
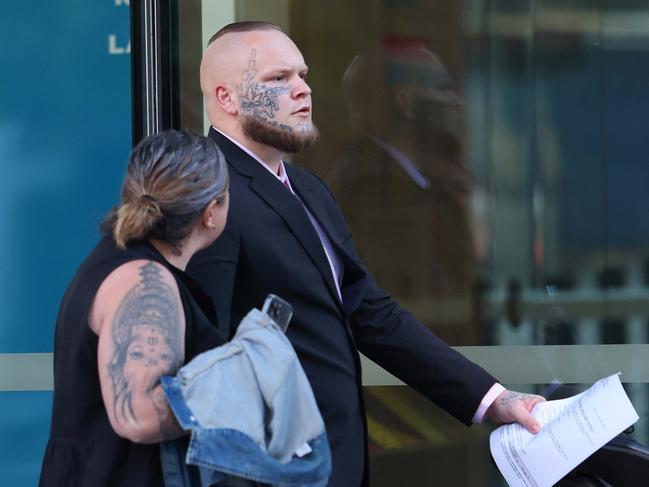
[108, 35, 131, 55]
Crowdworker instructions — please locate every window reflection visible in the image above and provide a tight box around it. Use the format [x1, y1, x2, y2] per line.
[329, 44, 481, 346]
[185, 0, 649, 484]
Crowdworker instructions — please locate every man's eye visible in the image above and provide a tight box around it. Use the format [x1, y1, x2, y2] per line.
[274, 75, 287, 82]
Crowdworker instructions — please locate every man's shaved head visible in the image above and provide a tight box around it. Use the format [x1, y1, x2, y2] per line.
[201, 27, 271, 109]
[207, 21, 282, 46]
[200, 22, 318, 156]
[200, 22, 297, 104]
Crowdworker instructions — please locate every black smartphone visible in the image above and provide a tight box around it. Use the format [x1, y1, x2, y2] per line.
[261, 294, 293, 332]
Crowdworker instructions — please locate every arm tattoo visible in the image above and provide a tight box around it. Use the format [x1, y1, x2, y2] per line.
[108, 262, 183, 435]
[238, 48, 291, 121]
[151, 387, 182, 439]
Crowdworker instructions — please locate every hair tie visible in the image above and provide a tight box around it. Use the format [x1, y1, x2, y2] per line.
[140, 194, 157, 203]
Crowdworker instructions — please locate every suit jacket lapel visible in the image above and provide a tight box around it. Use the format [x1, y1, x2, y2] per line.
[209, 128, 342, 308]
[291, 165, 378, 314]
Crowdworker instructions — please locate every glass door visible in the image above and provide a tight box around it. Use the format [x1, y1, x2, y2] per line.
[160, 1, 649, 484]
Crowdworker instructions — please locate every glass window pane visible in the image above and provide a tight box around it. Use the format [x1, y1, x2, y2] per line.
[175, 1, 649, 484]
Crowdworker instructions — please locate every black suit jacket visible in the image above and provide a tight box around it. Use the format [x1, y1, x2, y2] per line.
[187, 128, 497, 486]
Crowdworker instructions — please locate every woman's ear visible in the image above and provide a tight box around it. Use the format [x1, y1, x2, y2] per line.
[202, 199, 219, 230]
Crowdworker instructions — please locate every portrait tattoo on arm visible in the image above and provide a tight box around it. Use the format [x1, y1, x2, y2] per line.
[108, 262, 183, 436]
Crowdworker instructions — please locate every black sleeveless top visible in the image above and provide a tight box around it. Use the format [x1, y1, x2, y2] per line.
[39, 236, 225, 487]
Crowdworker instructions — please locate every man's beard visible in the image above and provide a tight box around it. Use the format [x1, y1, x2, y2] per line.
[241, 114, 320, 154]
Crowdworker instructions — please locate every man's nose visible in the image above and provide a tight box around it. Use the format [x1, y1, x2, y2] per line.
[292, 76, 311, 98]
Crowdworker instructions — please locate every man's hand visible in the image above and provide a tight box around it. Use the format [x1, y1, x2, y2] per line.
[486, 390, 545, 434]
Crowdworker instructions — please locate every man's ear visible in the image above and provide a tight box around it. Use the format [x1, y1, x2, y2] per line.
[215, 85, 238, 115]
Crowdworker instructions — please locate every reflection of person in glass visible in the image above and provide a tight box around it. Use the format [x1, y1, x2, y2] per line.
[330, 45, 479, 345]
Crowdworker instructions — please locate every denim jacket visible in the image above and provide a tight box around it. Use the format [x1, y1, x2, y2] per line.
[160, 309, 331, 487]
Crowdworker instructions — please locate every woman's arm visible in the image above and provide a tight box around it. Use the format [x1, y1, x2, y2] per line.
[90, 259, 185, 444]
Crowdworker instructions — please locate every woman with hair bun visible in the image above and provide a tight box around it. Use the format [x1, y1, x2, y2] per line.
[39, 130, 229, 487]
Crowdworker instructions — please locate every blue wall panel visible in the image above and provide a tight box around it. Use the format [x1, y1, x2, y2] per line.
[0, 392, 53, 484]
[0, 0, 131, 484]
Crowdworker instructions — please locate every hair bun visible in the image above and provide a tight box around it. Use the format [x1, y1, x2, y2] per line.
[139, 193, 162, 214]
[107, 130, 228, 251]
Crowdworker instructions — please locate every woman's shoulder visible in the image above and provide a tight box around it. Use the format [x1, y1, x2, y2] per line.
[99, 259, 175, 289]
[89, 258, 180, 336]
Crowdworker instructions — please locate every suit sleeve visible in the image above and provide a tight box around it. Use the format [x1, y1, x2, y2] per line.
[350, 266, 496, 425]
[187, 213, 240, 339]
[313, 172, 498, 425]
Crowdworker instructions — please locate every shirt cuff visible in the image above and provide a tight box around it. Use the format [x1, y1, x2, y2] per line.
[472, 382, 507, 424]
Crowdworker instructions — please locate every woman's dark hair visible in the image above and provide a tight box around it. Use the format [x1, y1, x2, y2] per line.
[103, 130, 228, 252]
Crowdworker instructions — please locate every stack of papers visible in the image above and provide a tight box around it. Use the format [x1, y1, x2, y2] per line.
[490, 373, 639, 487]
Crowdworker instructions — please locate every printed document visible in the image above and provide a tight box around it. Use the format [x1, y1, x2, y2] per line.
[490, 373, 639, 487]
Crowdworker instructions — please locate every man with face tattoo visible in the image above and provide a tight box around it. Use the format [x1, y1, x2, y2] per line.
[188, 21, 544, 487]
